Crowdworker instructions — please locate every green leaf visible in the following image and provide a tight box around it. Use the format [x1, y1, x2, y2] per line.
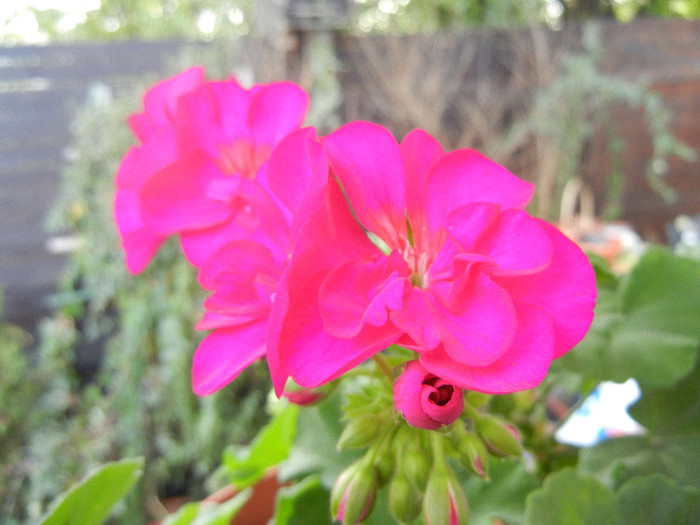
[161, 488, 252, 525]
[39, 457, 143, 525]
[579, 433, 700, 490]
[223, 403, 299, 489]
[525, 467, 619, 525]
[273, 476, 331, 525]
[605, 327, 698, 387]
[278, 391, 361, 487]
[619, 247, 700, 340]
[558, 248, 700, 388]
[617, 474, 700, 525]
[629, 357, 700, 435]
[464, 457, 540, 525]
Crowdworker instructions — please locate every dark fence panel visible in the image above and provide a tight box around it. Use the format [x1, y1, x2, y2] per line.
[0, 40, 195, 332]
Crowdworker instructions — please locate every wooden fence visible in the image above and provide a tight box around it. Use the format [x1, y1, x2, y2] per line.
[1, 18, 699, 335]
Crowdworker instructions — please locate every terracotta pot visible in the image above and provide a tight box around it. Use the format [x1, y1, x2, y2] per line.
[204, 471, 283, 525]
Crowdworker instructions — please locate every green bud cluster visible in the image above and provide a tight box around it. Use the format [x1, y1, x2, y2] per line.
[330, 366, 526, 524]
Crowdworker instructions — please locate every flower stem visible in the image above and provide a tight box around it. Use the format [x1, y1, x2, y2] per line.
[372, 353, 394, 383]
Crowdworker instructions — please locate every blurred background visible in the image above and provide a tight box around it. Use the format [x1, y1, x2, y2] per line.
[0, 1, 698, 523]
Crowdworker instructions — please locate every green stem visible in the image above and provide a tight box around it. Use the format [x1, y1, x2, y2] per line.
[372, 353, 394, 383]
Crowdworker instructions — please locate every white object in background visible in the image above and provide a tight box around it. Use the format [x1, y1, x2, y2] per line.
[555, 379, 646, 447]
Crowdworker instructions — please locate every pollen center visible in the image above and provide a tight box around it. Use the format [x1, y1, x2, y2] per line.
[218, 140, 270, 179]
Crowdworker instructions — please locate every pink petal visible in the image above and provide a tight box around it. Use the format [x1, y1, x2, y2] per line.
[386, 289, 443, 352]
[445, 202, 501, 253]
[180, 216, 260, 267]
[401, 129, 444, 254]
[323, 121, 407, 248]
[129, 66, 205, 142]
[267, 180, 389, 395]
[266, 127, 329, 245]
[114, 189, 166, 274]
[493, 220, 596, 358]
[196, 311, 258, 330]
[198, 240, 281, 290]
[473, 209, 553, 275]
[319, 254, 409, 338]
[394, 361, 442, 430]
[421, 380, 464, 425]
[393, 269, 517, 366]
[285, 179, 379, 297]
[420, 303, 555, 394]
[249, 82, 310, 145]
[425, 148, 534, 233]
[272, 271, 402, 390]
[140, 153, 233, 235]
[192, 321, 268, 395]
[178, 79, 252, 158]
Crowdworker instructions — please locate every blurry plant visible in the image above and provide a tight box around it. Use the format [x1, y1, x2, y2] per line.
[503, 23, 695, 221]
[352, 0, 551, 33]
[7, 0, 254, 43]
[19, 82, 270, 523]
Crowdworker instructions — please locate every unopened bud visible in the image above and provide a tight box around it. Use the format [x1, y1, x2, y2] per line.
[457, 431, 490, 479]
[474, 414, 522, 458]
[374, 451, 395, 486]
[403, 447, 431, 491]
[389, 474, 422, 524]
[337, 416, 381, 450]
[423, 466, 468, 525]
[331, 461, 377, 525]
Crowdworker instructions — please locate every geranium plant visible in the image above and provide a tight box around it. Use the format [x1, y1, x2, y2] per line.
[82, 67, 697, 525]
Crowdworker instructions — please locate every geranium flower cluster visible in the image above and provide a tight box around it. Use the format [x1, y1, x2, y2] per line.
[115, 68, 596, 432]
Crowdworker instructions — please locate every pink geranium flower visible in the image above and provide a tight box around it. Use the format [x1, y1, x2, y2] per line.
[139, 75, 309, 266]
[114, 68, 310, 272]
[268, 121, 596, 395]
[191, 128, 328, 395]
[114, 66, 205, 273]
[394, 360, 464, 430]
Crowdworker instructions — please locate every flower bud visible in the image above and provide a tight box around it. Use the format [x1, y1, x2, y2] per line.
[394, 361, 464, 430]
[331, 461, 377, 525]
[473, 414, 522, 458]
[389, 474, 422, 524]
[423, 466, 469, 525]
[456, 431, 490, 479]
[403, 446, 431, 491]
[374, 451, 395, 486]
[282, 380, 332, 406]
[337, 415, 381, 450]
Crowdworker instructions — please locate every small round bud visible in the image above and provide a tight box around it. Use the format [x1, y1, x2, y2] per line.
[374, 451, 395, 486]
[423, 466, 469, 525]
[331, 461, 377, 525]
[456, 431, 490, 479]
[389, 474, 422, 523]
[403, 446, 431, 491]
[474, 414, 522, 458]
[337, 415, 381, 450]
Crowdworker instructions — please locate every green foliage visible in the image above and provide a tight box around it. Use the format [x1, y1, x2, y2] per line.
[10, 1, 253, 43]
[222, 402, 299, 490]
[556, 247, 700, 387]
[273, 476, 331, 525]
[525, 468, 620, 525]
[463, 458, 539, 525]
[38, 458, 143, 525]
[616, 474, 700, 525]
[161, 488, 252, 525]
